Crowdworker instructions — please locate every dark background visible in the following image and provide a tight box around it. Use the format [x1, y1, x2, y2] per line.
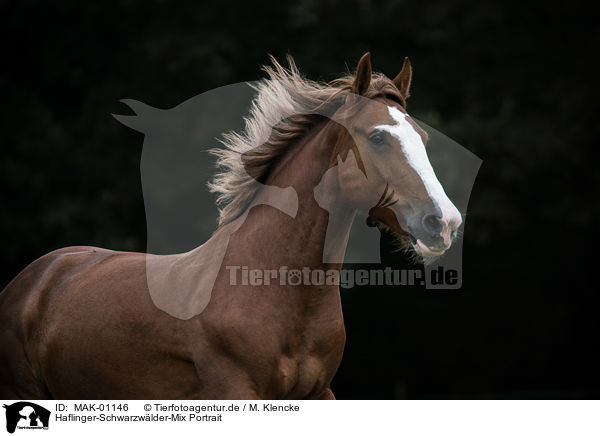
[1, 0, 598, 398]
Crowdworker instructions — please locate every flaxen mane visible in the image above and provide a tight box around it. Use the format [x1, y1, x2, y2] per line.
[208, 55, 403, 226]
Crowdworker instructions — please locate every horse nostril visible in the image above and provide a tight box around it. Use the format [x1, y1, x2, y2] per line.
[422, 214, 443, 236]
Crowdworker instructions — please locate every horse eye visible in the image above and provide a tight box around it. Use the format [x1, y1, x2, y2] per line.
[368, 132, 385, 146]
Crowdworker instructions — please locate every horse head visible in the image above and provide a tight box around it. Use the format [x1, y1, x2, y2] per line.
[333, 53, 462, 259]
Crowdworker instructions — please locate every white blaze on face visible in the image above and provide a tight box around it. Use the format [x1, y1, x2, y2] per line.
[376, 106, 452, 219]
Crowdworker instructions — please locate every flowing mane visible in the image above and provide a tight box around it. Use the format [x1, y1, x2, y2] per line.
[208, 55, 403, 226]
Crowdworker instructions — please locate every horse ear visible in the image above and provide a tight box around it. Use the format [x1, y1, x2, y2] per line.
[393, 57, 412, 101]
[352, 52, 372, 95]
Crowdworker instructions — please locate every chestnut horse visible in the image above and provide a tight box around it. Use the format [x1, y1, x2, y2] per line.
[0, 53, 461, 399]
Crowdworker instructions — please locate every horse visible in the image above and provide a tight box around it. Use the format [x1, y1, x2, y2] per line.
[0, 53, 462, 399]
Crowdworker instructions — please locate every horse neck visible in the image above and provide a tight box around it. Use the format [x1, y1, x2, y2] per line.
[256, 120, 355, 271]
[219, 118, 355, 307]
[203, 120, 357, 332]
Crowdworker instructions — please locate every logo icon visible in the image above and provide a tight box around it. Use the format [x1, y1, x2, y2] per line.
[2, 402, 50, 433]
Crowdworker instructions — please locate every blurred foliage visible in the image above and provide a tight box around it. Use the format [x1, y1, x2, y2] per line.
[1, 0, 597, 398]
